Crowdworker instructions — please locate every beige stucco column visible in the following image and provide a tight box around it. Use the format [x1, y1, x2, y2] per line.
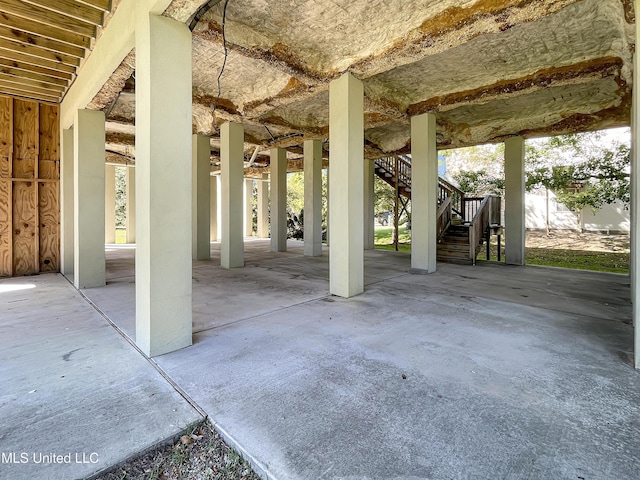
[73, 109, 106, 289]
[257, 174, 269, 238]
[126, 166, 136, 243]
[504, 136, 526, 266]
[220, 122, 245, 268]
[210, 175, 218, 242]
[135, 13, 192, 357]
[410, 113, 438, 273]
[631, 11, 639, 369]
[105, 165, 116, 243]
[329, 72, 364, 298]
[244, 178, 254, 237]
[364, 158, 375, 250]
[271, 147, 287, 252]
[192, 134, 210, 260]
[304, 139, 322, 256]
[60, 127, 74, 276]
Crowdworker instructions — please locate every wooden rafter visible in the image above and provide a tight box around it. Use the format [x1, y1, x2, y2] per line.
[0, 48, 76, 74]
[0, 66, 68, 87]
[0, 72, 64, 93]
[0, 11, 92, 49]
[0, 38, 81, 67]
[0, 25, 85, 58]
[1, 0, 96, 38]
[0, 57, 74, 81]
[22, 0, 106, 26]
[0, 82, 59, 101]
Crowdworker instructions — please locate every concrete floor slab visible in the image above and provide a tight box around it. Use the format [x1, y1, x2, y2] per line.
[0, 274, 203, 480]
[2, 240, 638, 479]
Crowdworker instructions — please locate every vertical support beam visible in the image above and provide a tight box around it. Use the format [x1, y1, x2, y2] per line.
[504, 136, 526, 266]
[210, 175, 218, 241]
[304, 139, 322, 256]
[410, 113, 438, 273]
[329, 72, 364, 298]
[105, 165, 116, 243]
[631, 19, 640, 367]
[192, 134, 210, 260]
[60, 127, 74, 276]
[257, 174, 269, 238]
[325, 165, 329, 246]
[135, 13, 192, 356]
[73, 109, 105, 289]
[126, 167, 136, 243]
[244, 178, 253, 237]
[270, 147, 287, 252]
[363, 158, 375, 250]
[220, 122, 244, 268]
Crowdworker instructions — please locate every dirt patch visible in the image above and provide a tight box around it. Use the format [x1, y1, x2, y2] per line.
[526, 230, 629, 253]
[92, 420, 260, 480]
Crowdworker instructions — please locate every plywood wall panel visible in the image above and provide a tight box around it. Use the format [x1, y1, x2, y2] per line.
[0, 156, 9, 178]
[0, 96, 12, 159]
[0, 179, 11, 276]
[12, 181, 38, 276]
[38, 181, 58, 272]
[39, 104, 59, 180]
[13, 99, 38, 179]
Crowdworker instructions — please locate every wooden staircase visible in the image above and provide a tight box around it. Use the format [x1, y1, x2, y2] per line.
[373, 156, 502, 265]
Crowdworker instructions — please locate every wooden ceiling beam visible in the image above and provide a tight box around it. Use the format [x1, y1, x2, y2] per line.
[77, 0, 112, 12]
[0, 80, 60, 101]
[0, 11, 91, 48]
[0, 65, 68, 87]
[0, 72, 65, 93]
[0, 48, 76, 74]
[0, 57, 73, 81]
[22, 0, 106, 26]
[0, 38, 81, 67]
[0, 25, 85, 58]
[1, 0, 96, 38]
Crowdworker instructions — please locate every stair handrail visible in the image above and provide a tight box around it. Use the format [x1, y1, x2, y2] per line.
[436, 195, 452, 240]
[467, 195, 496, 265]
[438, 177, 465, 218]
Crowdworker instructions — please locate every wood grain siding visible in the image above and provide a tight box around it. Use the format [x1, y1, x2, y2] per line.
[0, 94, 59, 276]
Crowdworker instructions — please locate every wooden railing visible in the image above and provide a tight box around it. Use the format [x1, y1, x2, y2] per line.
[375, 156, 411, 190]
[436, 196, 452, 240]
[467, 195, 501, 265]
[438, 177, 465, 218]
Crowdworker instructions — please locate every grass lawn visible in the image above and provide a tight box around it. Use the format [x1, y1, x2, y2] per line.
[375, 227, 629, 274]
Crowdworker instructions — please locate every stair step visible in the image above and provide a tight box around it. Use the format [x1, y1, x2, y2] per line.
[437, 255, 473, 265]
[440, 236, 469, 244]
[437, 244, 471, 254]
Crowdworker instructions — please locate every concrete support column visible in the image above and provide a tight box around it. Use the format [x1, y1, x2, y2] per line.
[135, 13, 192, 356]
[220, 122, 244, 268]
[363, 158, 375, 250]
[210, 175, 218, 241]
[504, 136, 526, 266]
[244, 178, 253, 237]
[632, 33, 640, 368]
[304, 139, 322, 256]
[73, 109, 106, 289]
[329, 72, 364, 298]
[192, 134, 210, 260]
[270, 147, 287, 252]
[105, 165, 116, 243]
[60, 128, 74, 276]
[257, 174, 269, 238]
[410, 113, 438, 273]
[126, 167, 136, 243]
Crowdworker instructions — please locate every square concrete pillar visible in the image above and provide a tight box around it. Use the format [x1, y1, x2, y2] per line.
[632, 44, 639, 368]
[411, 113, 438, 273]
[60, 127, 74, 276]
[244, 178, 254, 237]
[364, 158, 375, 250]
[135, 13, 192, 357]
[329, 72, 364, 298]
[271, 147, 287, 252]
[192, 134, 210, 260]
[73, 109, 106, 289]
[105, 165, 116, 243]
[257, 174, 269, 238]
[504, 136, 526, 266]
[220, 122, 245, 268]
[210, 175, 218, 242]
[304, 139, 322, 256]
[126, 167, 136, 243]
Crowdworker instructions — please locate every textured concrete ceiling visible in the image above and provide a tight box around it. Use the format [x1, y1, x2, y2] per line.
[97, 0, 635, 167]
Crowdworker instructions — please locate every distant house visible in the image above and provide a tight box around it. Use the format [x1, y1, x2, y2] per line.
[525, 188, 629, 234]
